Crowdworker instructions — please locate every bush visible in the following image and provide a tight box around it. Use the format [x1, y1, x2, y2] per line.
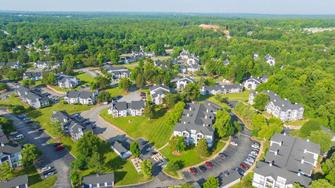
[12, 105, 26, 114]
[300, 119, 322, 137]
[166, 160, 184, 172]
[0, 83, 7, 91]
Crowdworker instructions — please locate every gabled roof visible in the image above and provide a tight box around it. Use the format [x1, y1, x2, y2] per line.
[263, 90, 303, 111]
[172, 76, 195, 83]
[129, 100, 145, 110]
[111, 141, 129, 154]
[149, 85, 170, 93]
[82, 173, 114, 185]
[66, 91, 95, 100]
[0, 144, 21, 154]
[0, 175, 28, 188]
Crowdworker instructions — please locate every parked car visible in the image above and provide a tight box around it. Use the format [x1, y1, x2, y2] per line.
[252, 142, 260, 149]
[236, 168, 245, 176]
[9, 131, 18, 136]
[205, 161, 214, 169]
[41, 169, 56, 179]
[189, 167, 198, 175]
[219, 152, 227, 158]
[55, 145, 65, 151]
[230, 141, 238, 146]
[240, 162, 249, 171]
[41, 166, 54, 172]
[13, 134, 24, 140]
[199, 165, 207, 172]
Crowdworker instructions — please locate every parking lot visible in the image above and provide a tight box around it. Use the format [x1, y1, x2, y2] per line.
[181, 128, 256, 182]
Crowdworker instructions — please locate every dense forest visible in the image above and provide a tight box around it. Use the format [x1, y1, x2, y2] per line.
[1, 13, 335, 130]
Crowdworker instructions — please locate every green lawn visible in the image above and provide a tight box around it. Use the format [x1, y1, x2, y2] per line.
[30, 175, 57, 188]
[100, 106, 177, 148]
[12, 167, 57, 188]
[79, 151, 150, 186]
[105, 87, 126, 97]
[76, 72, 96, 84]
[161, 140, 226, 170]
[222, 91, 250, 102]
[26, 102, 93, 156]
[0, 94, 27, 107]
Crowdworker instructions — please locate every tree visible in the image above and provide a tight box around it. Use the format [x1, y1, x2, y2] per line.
[309, 130, 333, 153]
[169, 136, 186, 152]
[197, 138, 209, 157]
[0, 117, 15, 134]
[144, 102, 155, 119]
[119, 78, 131, 92]
[310, 179, 334, 188]
[92, 76, 110, 90]
[71, 170, 81, 187]
[182, 83, 200, 102]
[135, 73, 145, 88]
[213, 110, 235, 138]
[300, 119, 322, 137]
[110, 50, 120, 64]
[130, 142, 141, 157]
[21, 144, 40, 168]
[12, 105, 26, 114]
[42, 72, 56, 85]
[253, 93, 269, 111]
[22, 79, 35, 88]
[166, 160, 184, 172]
[141, 160, 153, 177]
[203, 176, 219, 188]
[76, 132, 103, 165]
[0, 83, 7, 91]
[0, 162, 13, 181]
[97, 91, 112, 103]
[88, 151, 104, 173]
[164, 93, 180, 109]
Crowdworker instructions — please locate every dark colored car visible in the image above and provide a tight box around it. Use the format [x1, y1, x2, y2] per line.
[240, 162, 249, 171]
[205, 161, 214, 169]
[199, 165, 207, 172]
[55, 145, 65, 151]
[236, 168, 245, 176]
[189, 167, 198, 175]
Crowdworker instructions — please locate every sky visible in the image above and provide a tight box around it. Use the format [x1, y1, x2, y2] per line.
[0, 0, 334, 15]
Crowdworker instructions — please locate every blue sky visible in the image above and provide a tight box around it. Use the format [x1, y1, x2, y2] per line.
[0, 0, 334, 15]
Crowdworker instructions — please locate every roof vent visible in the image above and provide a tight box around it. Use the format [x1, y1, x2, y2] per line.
[183, 121, 186, 124]
[306, 139, 310, 142]
[187, 113, 190, 117]
[269, 161, 273, 166]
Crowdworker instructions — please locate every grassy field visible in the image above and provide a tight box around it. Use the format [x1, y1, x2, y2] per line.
[161, 140, 226, 170]
[222, 91, 250, 102]
[26, 102, 92, 156]
[100, 107, 176, 148]
[105, 87, 126, 97]
[79, 151, 150, 186]
[76, 72, 96, 84]
[0, 94, 27, 107]
[30, 175, 57, 188]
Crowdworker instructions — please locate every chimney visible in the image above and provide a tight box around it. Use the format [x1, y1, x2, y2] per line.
[183, 121, 186, 124]
[205, 115, 208, 119]
[189, 107, 192, 111]
[306, 139, 310, 142]
[187, 113, 190, 117]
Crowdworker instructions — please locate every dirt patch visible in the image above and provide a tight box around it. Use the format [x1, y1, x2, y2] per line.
[199, 24, 221, 31]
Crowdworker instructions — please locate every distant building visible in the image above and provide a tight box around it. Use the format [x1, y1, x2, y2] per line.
[108, 100, 145, 117]
[51, 111, 93, 140]
[82, 173, 114, 188]
[34, 61, 49, 70]
[16, 86, 50, 109]
[171, 77, 195, 91]
[0, 61, 21, 69]
[23, 71, 43, 81]
[0, 175, 28, 188]
[64, 91, 97, 105]
[103, 65, 130, 84]
[0, 129, 22, 168]
[149, 85, 170, 105]
[176, 49, 201, 73]
[173, 101, 221, 147]
[243, 75, 268, 90]
[200, 84, 243, 96]
[57, 74, 80, 89]
[252, 133, 320, 188]
[265, 54, 276, 66]
[249, 90, 304, 121]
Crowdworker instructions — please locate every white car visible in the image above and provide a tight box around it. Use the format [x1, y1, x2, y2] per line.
[230, 141, 238, 146]
[13, 134, 24, 140]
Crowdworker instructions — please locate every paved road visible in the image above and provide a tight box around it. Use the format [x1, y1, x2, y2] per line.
[74, 67, 99, 77]
[1, 110, 73, 188]
[80, 104, 126, 142]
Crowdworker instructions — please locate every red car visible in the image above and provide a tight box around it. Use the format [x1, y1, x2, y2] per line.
[240, 162, 249, 171]
[205, 161, 214, 169]
[55, 145, 65, 151]
[189, 167, 198, 175]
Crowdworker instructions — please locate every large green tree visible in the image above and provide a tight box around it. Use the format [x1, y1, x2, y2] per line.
[21, 144, 40, 168]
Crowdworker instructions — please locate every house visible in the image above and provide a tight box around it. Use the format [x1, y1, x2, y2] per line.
[176, 49, 201, 73]
[51, 111, 92, 140]
[16, 86, 50, 109]
[64, 91, 97, 105]
[173, 101, 221, 147]
[219, 170, 242, 188]
[82, 173, 114, 188]
[149, 85, 170, 105]
[0, 129, 22, 168]
[57, 75, 80, 89]
[265, 54, 276, 66]
[171, 77, 195, 91]
[103, 65, 130, 84]
[23, 71, 43, 81]
[200, 84, 243, 96]
[252, 133, 320, 188]
[34, 61, 49, 69]
[111, 140, 132, 159]
[0, 175, 28, 188]
[108, 100, 145, 117]
[222, 59, 230, 66]
[243, 75, 268, 90]
[0, 61, 21, 69]
[249, 90, 304, 121]
[253, 53, 259, 60]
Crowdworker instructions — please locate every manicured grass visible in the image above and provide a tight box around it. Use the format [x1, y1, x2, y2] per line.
[30, 175, 57, 188]
[160, 140, 226, 169]
[207, 96, 231, 110]
[76, 72, 96, 84]
[0, 94, 30, 112]
[79, 151, 150, 186]
[100, 107, 176, 148]
[222, 91, 250, 102]
[47, 85, 67, 93]
[26, 102, 93, 156]
[286, 119, 309, 127]
[105, 87, 126, 97]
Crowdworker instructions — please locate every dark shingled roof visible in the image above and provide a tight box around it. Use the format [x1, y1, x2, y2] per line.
[0, 175, 28, 188]
[82, 173, 114, 185]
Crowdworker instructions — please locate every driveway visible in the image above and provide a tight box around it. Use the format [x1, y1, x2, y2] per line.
[74, 67, 99, 78]
[80, 104, 126, 142]
[0, 110, 73, 188]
